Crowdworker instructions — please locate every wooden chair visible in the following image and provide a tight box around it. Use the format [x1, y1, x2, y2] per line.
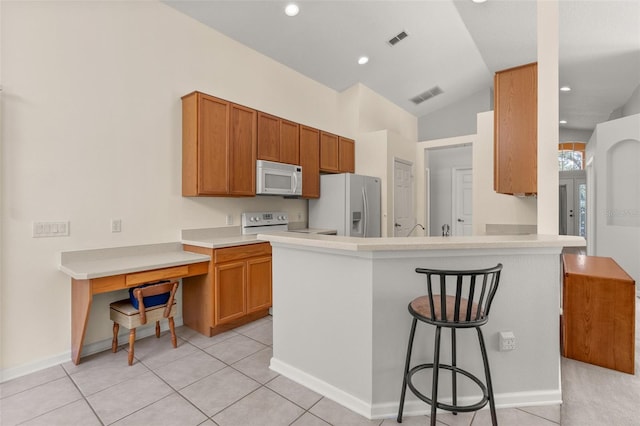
[109, 281, 179, 365]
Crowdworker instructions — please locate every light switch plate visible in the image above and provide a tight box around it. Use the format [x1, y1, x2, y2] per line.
[33, 221, 70, 237]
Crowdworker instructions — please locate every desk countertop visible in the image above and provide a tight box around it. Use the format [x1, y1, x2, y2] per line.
[59, 242, 211, 280]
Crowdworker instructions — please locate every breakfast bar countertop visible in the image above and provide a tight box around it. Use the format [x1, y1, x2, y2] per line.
[259, 232, 586, 252]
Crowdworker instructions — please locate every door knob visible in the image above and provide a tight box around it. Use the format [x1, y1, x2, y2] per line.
[457, 218, 464, 222]
[394, 223, 401, 227]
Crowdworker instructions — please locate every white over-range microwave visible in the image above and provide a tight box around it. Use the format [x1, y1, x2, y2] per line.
[256, 160, 302, 196]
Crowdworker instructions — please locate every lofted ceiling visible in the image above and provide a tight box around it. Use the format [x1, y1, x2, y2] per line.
[164, 0, 640, 132]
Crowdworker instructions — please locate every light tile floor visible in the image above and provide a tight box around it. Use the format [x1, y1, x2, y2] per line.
[1, 316, 561, 426]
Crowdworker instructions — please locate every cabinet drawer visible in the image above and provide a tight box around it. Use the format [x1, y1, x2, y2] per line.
[125, 265, 190, 287]
[214, 243, 271, 263]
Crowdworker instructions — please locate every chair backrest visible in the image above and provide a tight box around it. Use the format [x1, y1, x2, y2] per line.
[133, 281, 179, 324]
[413, 264, 502, 326]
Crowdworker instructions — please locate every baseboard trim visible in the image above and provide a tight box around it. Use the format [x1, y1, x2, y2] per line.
[1, 316, 183, 383]
[270, 357, 562, 420]
[269, 357, 373, 418]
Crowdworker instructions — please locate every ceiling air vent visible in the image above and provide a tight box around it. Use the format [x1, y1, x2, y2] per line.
[388, 31, 408, 46]
[410, 86, 444, 105]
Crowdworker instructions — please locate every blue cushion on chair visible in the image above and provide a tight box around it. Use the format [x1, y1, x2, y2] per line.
[128, 281, 171, 310]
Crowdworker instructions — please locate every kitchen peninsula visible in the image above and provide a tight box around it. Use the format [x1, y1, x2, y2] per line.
[259, 232, 585, 420]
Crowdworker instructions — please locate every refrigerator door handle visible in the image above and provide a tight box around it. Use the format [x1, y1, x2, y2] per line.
[362, 187, 368, 237]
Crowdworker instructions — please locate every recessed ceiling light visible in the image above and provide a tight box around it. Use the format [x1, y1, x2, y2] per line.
[560, 120, 568, 124]
[560, 86, 571, 92]
[284, 3, 299, 17]
[358, 56, 369, 65]
[472, 0, 488, 3]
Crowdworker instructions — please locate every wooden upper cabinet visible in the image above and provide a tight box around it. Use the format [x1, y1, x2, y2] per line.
[300, 125, 320, 198]
[182, 91, 256, 197]
[228, 103, 257, 196]
[280, 119, 300, 165]
[320, 131, 339, 173]
[494, 62, 537, 195]
[339, 137, 355, 173]
[257, 112, 280, 162]
[257, 112, 300, 165]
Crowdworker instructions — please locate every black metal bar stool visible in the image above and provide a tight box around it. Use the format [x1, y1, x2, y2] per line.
[397, 264, 503, 426]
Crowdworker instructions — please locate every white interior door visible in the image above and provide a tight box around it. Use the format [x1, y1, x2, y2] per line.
[393, 159, 414, 237]
[559, 178, 575, 235]
[452, 168, 472, 236]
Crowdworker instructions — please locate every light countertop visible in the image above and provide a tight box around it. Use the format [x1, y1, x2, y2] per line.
[179, 226, 336, 248]
[259, 232, 586, 252]
[59, 242, 211, 280]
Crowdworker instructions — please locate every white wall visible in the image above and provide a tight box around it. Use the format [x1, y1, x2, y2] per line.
[427, 145, 472, 234]
[415, 113, 537, 238]
[591, 113, 640, 284]
[560, 128, 593, 143]
[473, 112, 537, 234]
[537, 0, 559, 235]
[418, 88, 491, 141]
[622, 84, 640, 117]
[354, 129, 416, 238]
[0, 1, 416, 376]
[344, 84, 417, 237]
[416, 135, 475, 236]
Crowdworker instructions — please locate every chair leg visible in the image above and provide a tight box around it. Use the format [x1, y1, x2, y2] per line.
[128, 328, 136, 366]
[451, 327, 457, 415]
[477, 327, 497, 426]
[168, 317, 177, 348]
[397, 318, 418, 423]
[112, 322, 119, 353]
[430, 326, 442, 426]
[155, 320, 161, 338]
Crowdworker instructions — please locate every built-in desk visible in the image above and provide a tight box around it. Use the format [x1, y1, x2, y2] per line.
[59, 243, 210, 364]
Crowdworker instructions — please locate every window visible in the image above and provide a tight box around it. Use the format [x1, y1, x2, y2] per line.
[558, 142, 585, 171]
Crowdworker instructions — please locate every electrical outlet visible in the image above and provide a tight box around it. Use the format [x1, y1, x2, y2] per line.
[499, 331, 516, 351]
[226, 214, 233, 225]
[33, 221, 70, 237]
[111, 219, 122, 233]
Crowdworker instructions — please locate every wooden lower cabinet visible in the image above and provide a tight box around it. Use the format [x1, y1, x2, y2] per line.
[182, 242, 272, 336]
[562, 254, 636, 374]
[215, 261, 247, 324]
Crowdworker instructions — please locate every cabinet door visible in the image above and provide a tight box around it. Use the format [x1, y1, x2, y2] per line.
[246, 256, 272, 313]
[494, 62, 537, 195]
[183, 93, 229, 195]
[339, 137, 355, 173]
[215, 261, 246, 325]
[229, 104, 257, 196]
[257, 112, 280, 162]
[280, 119, 300, 165]
[320, 131, 339, 173]
[300, 125, 320, 198]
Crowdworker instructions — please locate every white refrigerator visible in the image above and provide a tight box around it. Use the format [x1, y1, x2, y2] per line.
[309, 173, 381, 237]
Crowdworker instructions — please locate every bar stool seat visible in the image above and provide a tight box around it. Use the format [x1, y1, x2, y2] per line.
[397, 264, 503, 426]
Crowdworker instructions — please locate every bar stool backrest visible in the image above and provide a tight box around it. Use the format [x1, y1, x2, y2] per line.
[412, 264, 502, 327]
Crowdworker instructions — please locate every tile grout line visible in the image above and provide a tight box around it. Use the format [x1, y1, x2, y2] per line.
[63, 366, 106, 426]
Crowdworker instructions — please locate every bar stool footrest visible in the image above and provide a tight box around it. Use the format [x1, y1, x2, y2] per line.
[406, 363, 490, 413]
